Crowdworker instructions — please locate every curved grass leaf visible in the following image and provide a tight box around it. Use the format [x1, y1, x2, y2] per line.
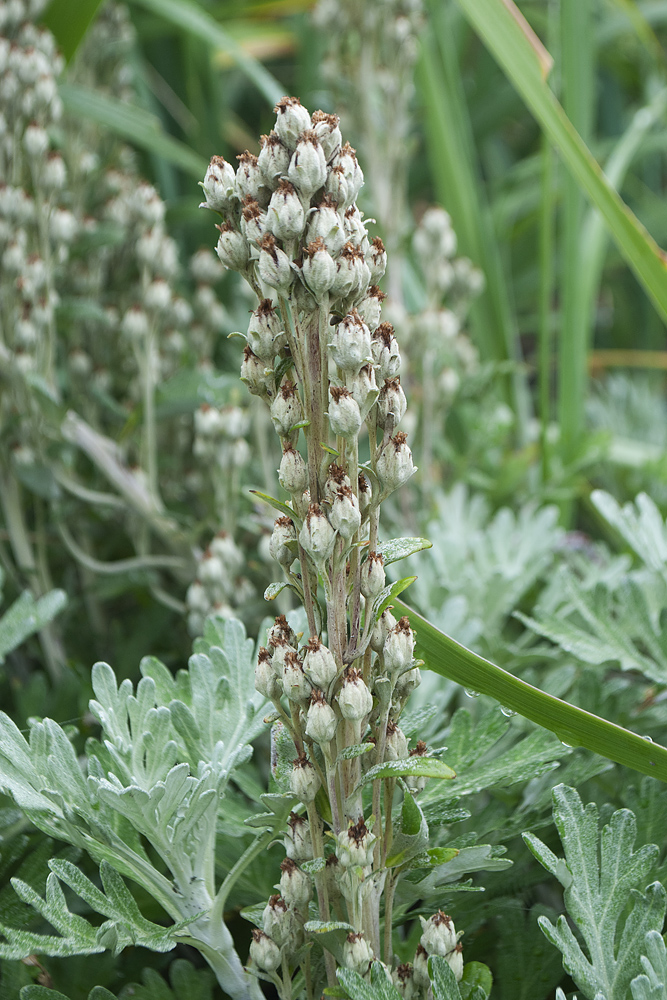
[454, 0, 667, 326]
[128, 0, 284, 106]
[59, 83, 208, 179]
[396, 600, 667, 783]
[42, 0, 107, 61]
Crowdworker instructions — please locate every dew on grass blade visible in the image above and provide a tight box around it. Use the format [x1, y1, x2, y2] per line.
[500, 705, 516, 717]
[464, 688, 480, 698]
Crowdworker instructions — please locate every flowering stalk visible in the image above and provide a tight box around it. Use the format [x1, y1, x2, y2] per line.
[202, 97, 460, 998]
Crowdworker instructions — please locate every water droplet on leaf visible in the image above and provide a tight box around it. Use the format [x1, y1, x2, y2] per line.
[464, 688, 480, 699]
[500, 705, 516, 717]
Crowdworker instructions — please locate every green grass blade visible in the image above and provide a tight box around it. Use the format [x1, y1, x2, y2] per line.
[396, 600, 667, 783]
[58, 83, 208, 178]
[417, 11, 529, 429]
[128, 0, 284, 107]
[42, 0, 107, 62]
[454, 0, 667, 327]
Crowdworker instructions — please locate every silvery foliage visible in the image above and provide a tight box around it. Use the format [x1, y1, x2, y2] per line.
[406, 484, 563, 656]
[525, 784, 667, 1000]
[0, 566, 65, 665]
[519, 490, 667, 685]
[17, 956, 215, 1000]
[0, 616, 268, 1000]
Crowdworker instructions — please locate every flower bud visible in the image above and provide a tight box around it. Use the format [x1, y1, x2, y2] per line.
[328, 386, 361, 440]
[240, 345, 271, 397]
[392, 964, 417, 1000]
[258, 234, 293, 291]
[269, 516, 297, 567]
[337, 666, 372, 721]
[282, 649, 312, 703]
[250, 928, 281, 972]
[419, 911, 459, 957]
[285, 810, 314, 861]
[335, 142, 364, 203]
[278, 444, 308, 495]
[307, 198, 346, 256]
[361, 552, 385, 599]
[266, 179, 305, 242]
[240, 197, 266, 245]
[346, 364, 378, 419]
[24, 122, 48, 156]
[288, 130, 327, 197]
[376, 432, 417, 494]
[201, 156, 236, 212]
[366, 237, 387, 283]
[302, 237, 336, 299]
[121, 305, 150, 341]
[330, 243, 370, 301]
[330, 310, 372, 373]
[303, 637, 338, 689]
[290, 753, 321, 802]
[372, 322, 401, 380]
[343, 932, 374, 974]
[305, 689, 337, 744]
[336, 818, 376, 868]
[370, 608, 397, 653]
[280, 858, 312, 910]
[274, 96, 312, 151]
[236, 151, 269, 204]
[267, 614, 298, 650]
[329, 486, 361, 540]
[358, 473, 372, 516]
[396, 668, 421, 702]
[356, 285, 385, 331]
[299, 503, 336, 564]
[258, 131, 290, 187]
[247, 298, 281, 360]
[377, 377, 407, 429]
[311, 110, 342, 161]
[256, 647, 282, 700]
[413, 945, 429, 989]
[324, 462, 351, 500]
[216, 222, 249, 271]
[325, 165, 350, 210]
[262, 895, 294, 948]
[343, 206, 367, 248]
[270, 379, 302, 438]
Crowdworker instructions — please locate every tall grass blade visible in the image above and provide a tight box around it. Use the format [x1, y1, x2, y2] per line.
[454, 0, 667, 327]
[397, 600, 667, 782]
[128, 0, 285, 107]
[42, 0, 107, 61]
[59, 83, 208, 178]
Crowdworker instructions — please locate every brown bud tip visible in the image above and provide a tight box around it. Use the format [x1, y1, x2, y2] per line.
[410, 740, 428, 757]
[237, 151, 258, 166]
[275, 96, 304, 113]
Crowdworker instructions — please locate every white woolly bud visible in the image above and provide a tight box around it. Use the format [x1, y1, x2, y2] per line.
[307, 201, 346, 256]
[258, 235, 294, 291]
[395, 667, 421, 700]
[288, 131, 327, 197]
[376, 433, 416, 494]
[258, 131, 290, 186]
[68, 349, 92, 377]
[392, 964, 417, 1000]
[343, 206, 367, 247]
[299, 503, 335, 564]
[372, 323, 401, 380]
[325, 165, 350, 210]
[377, 378, 407, 429]
[201, 156, 236, 212]
[262, 895, 295, 948]
[240, 346, 272, 397]
[255, 649, 282, 700]
[190, 248, 221, 284]
[270, 379, 302, 438]
[289, 755, 321, 802]
[49, 207, 77, 244]
[278, 445, 308, 495]
[419, 912, 464, 981]
[384, 722, 409, 761]
[266, 179, 305, 242]
[413, 946, 430, 989]
[311, 110, 341, 161]
[247, 298, 282, 360]
[361, 552, 385, 599]
[328, 386, 361, 440]
[366, 237, 387, 283]
[216, 223, 249, 271]
[329, 487, 361, 540]
[121, 306, 150, 341]
[337, 667, 372, 721]
[303, 637, 337, 689]
[342, 932, 374, 974]
[23, 122, 48, 156]
[210, 531, 243, 571]
[383, 616, 415, 674]
[336, 819, 376, 868]
[370, 608, 397, 653]
[330, 243, 370, 300]
[194, 404, 224, 439]
[235, 151, 268, 204]
[279, 858, 312, 910]
[302, 237, 336, 299]
[305, 690, 337, 744]
[42, 153, 66, 191]
[358, 474, 372, 516]
[250, 929, 281, 972]
[269, 516, 297, 567]
[273, 96, 312, 151]
[282, 649, 312, 703]
[335, 142, 364, 203]
[330, 310, 372, 374]
[345, 364, 378, 419]
[240, 198, 266, 245]
[285, 811, 314, 861]
[356, 286, 385, 331]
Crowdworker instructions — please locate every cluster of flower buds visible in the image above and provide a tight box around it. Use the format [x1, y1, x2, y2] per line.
[249, 855, 312, 975]
[185, 531, 253, 634]
[413, 912, 464, 986]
